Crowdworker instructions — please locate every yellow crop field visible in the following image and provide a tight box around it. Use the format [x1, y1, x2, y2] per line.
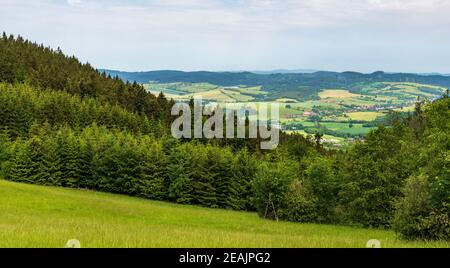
[346, 111, 384, 121]
[319, 89, 360, 99]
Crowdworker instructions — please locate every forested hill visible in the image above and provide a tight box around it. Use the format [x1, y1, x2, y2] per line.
[1, 32, 449, 241]
[0, 33, 172, 121]
[103, 69, 450, 100]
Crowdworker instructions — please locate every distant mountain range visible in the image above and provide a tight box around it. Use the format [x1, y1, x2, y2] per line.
[245, 69, 320, 74]
[101, 69, 450, 82]
[417, 73, 450, 76]
[101, 68, 449, 77]
[100, 69, 450, 100]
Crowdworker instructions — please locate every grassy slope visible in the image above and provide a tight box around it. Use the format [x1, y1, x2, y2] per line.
[1, 180, 448, 248]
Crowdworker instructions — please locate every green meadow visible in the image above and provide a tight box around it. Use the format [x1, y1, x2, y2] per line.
[1, 180, 448, 248]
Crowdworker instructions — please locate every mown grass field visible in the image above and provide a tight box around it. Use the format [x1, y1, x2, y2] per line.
[1, 180, 448, 248]
[319, 89, 360, 99]
[345, 111, 384, 121]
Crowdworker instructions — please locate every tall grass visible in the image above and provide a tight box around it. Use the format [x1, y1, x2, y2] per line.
[0, 180, 448, 248]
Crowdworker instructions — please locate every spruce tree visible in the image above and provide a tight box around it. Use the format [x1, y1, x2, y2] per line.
[137, 138, 167, 200]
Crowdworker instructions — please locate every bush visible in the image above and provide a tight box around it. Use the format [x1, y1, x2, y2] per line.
[304, 157, 340, 223]
[392, 174, 433, 239]
[337, 126, 416, 228]
[250, 160, 298, 220]
[278, 180, 318, 222]
[393, 174, 450, 240]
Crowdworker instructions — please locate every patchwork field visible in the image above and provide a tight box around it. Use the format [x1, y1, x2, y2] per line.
[1, 180, 448, 248]
[360, 82, 446, 100]
[144, 81, 447, 145]
[145, 82, 267, 102]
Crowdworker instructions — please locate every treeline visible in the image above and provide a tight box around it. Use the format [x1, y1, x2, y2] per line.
[0, 88, 448, 240]
[1, 97, 449, 241]
[0, 33, 173, 122]
[0, 83, 168, 138]
[251, 96, 450, 240]
[0, 124, 257, 210]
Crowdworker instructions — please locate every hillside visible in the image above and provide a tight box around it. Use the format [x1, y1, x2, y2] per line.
[1, 33, 449, 243]
[0, 180, 448, 248]
[104, 69, 448, 145]
[140, 80, 446, 145]
[0, 34, 172, 123]
[103, 69, 450, 101]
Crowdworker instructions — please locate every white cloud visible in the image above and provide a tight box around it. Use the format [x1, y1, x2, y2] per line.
[1, 0, 450, 72]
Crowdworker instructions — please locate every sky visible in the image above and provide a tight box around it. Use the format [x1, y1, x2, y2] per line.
[1, 0, 450, 73]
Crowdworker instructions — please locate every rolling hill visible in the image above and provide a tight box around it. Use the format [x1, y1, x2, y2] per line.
[102, 69, 450, 101]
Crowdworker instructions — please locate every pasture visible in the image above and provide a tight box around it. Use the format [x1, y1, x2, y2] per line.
[345, 111, 384, 121]
[1, 180, 448, 248]
[319, 89, 359, 99]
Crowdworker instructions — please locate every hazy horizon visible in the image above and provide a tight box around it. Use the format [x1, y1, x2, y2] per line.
[2, 0, 450, 73]
[101, 68, 450, 75]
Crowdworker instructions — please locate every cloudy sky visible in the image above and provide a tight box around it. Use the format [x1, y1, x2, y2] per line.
[1, 0, 450, 73]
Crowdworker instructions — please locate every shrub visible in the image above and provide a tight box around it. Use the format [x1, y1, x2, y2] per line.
[337, 126, 416, 228]
[278, 180, 318, 222]
[304, 157, 340, 223]
[393, 174, 450, 240]
[251, 160, 299, 220]
[392, 174, 433, 239]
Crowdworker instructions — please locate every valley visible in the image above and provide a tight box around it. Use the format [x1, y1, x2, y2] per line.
[1, 33, 450, 247]
[142, 80, 447, 146]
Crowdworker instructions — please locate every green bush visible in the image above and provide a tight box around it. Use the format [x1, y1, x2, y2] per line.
[392, 97, 450, 240]
[392, 174, 433, 239]
[278, 180, 318, 222]
[337, 125, 416, 228]
[393, 175, 450, 240]
[250, 160, 299, 220]
[304, 157, 340, 223]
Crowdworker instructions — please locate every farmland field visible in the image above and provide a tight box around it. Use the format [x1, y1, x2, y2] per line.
[143, 80, 447, 145]
[345, 111, 384, 121]
[1, 180, 448, 248]
[319, 89, 360, 99]
[317, 122, 375, 135]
